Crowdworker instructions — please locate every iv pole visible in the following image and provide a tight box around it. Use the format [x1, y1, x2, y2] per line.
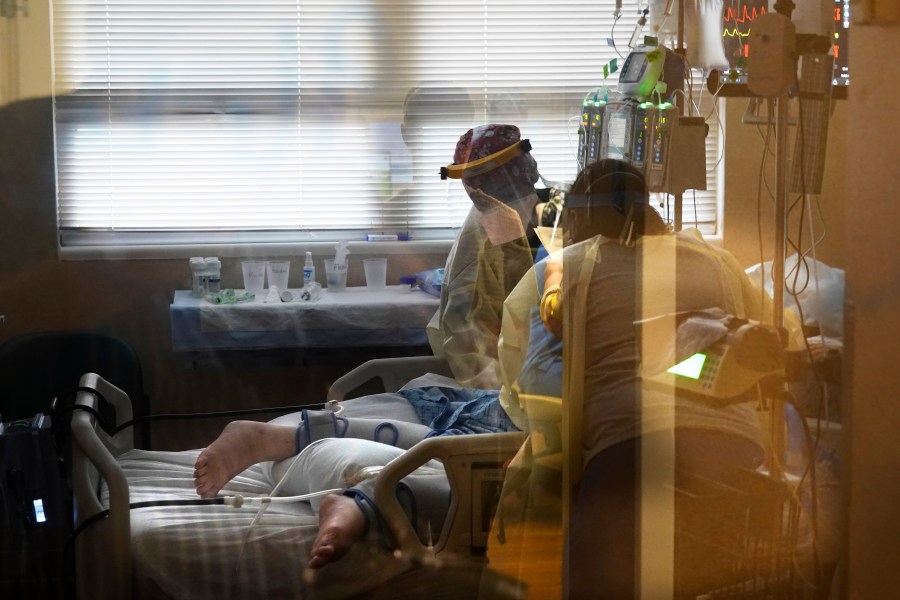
[771, 0, 794, 335]
[673, 0, 686, 230]
[768, 0, 798, 482]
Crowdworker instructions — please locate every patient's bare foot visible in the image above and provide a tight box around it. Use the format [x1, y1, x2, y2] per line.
[193, 420, 296, 498]
[308, 494, 367, 569]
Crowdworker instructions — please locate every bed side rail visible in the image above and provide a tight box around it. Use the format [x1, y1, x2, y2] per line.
[71, 372, 133, 599]
[373, 431, 527, 564]
[326, 356, 453, 401]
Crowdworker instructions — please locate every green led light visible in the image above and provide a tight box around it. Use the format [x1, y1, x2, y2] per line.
[640, 102, 654, 109]
[666, 353, 707, 380]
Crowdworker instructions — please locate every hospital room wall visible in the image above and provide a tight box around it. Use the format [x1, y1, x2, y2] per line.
[841, 17, 900, 599]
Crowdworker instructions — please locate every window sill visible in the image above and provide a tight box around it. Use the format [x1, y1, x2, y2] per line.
[58, 239, 456, 261]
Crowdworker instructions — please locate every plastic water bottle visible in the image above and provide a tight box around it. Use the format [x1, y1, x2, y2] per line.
[205, 257, 222, 294]
[303, 252, 315, 288]
[190, 257, 207, 298]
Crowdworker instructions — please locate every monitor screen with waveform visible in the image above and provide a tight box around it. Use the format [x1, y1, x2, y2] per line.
[719, 1, 849, 94]
[722, 0, 767, 71]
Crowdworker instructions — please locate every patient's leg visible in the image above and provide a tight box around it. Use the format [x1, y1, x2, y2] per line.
[194, 420, 295, 498]
[308, 493, 366, 569]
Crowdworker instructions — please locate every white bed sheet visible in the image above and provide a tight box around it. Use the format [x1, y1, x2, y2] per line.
[103, 391, 439, 600]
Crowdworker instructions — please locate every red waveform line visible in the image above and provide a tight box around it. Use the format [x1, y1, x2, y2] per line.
[724, 4, 766, 25]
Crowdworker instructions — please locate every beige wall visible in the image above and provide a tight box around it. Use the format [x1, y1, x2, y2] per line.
[0, 0, 53, 103]
[843, 18, 900, 599]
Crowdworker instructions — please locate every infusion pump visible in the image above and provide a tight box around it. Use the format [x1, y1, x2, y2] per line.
[577, 95, 708, 195]
[643, 320, 786, 403]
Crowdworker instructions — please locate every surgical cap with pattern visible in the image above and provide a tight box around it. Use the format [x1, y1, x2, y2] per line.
[452, 124, 539, 195]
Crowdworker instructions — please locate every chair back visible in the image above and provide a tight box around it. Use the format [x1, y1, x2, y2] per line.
[0, 330, 149, 448]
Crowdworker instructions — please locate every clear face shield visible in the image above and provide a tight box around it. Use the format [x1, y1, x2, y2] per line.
[441, 138, 540, 246]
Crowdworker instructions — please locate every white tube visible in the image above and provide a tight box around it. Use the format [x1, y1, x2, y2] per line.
[224, 488, 345, 507]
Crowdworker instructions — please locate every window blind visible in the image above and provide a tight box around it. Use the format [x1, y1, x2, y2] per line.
[52, 0, 720, 247]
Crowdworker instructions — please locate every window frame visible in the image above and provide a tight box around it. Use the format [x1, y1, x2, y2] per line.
[51, 0, 725, 260]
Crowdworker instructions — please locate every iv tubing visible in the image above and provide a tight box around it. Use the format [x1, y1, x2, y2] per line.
[224, 488, 345, 508]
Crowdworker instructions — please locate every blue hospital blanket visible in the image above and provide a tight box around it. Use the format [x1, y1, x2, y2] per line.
[397, 386, 520, 437]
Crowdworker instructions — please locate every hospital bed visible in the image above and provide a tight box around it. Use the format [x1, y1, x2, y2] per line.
[69, 323, 833, 599]
[70, 363, 527, 600]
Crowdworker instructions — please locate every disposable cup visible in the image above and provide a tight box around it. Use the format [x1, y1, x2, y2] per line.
[324, 259, 347, 291]
[241, 261, 267, 294]
[363, 258, 387, 289]
[266, 260, 291, 291]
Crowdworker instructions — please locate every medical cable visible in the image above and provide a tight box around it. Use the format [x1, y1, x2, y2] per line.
[780, 391, 826, 594]
[746, 58, 825, 597]
[766, 93, 829, 587]
[762, 90, 827, 591]
[60, 497, 227, 590]
[610, 12, 625, 59]
[69, 491, 346, 543]
[232, 439, 318, 573]
[112, 402, 329, 435]
[50, 382, 331, 437]
[775, 255, 831, 591]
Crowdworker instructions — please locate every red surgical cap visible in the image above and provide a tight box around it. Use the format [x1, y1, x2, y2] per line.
[452, 124, 539, 193]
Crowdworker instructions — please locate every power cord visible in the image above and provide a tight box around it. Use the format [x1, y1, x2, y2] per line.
[112, 403, 328, 435]
[52, 382, 327, 436]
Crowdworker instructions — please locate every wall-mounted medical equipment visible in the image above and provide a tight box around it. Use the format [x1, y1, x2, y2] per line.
[709, 0, 848, 98]
[577, 97, 707, 195]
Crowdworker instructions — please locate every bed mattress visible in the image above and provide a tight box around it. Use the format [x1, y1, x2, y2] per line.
[100, 394, 436, 600]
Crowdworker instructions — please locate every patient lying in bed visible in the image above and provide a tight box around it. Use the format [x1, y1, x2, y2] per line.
[193, 374, 528, 569]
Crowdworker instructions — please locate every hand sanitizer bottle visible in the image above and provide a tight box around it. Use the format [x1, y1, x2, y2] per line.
[303, 252, 315, 288]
